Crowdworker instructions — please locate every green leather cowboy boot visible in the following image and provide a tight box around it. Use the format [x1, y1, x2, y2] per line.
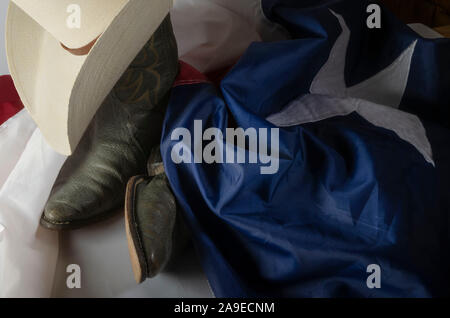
[125, 147, 190, 283]
[41, 15, 179, 230]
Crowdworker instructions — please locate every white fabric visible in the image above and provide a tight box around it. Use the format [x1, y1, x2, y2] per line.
[267, 94, 434, 165]
[310, 11, 416, 109]
[0, 1, 8, 75]
[408, 23, 444, 39]
[172, 0, 287, 73]
[0, 0, 278, 297]
[0, 110, 36, 188]
[0, 113, 66, 297]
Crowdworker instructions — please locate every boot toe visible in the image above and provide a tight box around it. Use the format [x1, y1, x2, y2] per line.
[41, 202, 82, 230]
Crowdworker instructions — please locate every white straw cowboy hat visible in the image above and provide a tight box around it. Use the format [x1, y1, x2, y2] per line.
[6, 0, 173, 155]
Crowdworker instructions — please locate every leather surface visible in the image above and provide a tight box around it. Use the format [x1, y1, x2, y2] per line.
[43, 15, 179, 228]
[435, 25, 450, 37]
[127, 146, 191, 279]
[131, 174, 177, 278]
[381, 0, 450, 27]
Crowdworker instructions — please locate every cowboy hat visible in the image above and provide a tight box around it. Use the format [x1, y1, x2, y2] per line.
[6, 0, 173, 155]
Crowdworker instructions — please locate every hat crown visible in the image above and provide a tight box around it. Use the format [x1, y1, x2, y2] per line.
[7, 0, 173, 155]
[12, 0, 129, 49]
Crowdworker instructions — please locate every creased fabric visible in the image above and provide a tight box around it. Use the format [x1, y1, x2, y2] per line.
[0, 123, 66, 297]
[171, 0, 288, 73]
[0, 0, 276, 297]
[161, 0, 450, 297]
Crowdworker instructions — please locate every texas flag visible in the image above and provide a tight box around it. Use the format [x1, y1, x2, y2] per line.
[161, 0, 450, 297]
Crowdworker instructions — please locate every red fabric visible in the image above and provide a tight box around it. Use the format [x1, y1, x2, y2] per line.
[174, 61, 210, 87]
[0, 75, 23, 126]
[206, 64, 236, 87]
[174, 60, 238, 88]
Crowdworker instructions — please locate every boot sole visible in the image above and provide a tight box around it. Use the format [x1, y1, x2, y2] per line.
[124, 175, 151, 284]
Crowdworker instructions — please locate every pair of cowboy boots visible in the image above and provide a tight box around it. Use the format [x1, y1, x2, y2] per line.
[41, 16, 188, 282]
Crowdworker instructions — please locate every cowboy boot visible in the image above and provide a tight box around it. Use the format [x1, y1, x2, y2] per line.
[125, 147, 190, 283]
[41, 15, 179, 230]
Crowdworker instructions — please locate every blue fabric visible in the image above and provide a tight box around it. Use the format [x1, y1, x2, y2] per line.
[161, 0, 450, 297]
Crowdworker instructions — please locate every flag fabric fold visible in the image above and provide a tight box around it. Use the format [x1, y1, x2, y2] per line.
[161, 0, 450, 297]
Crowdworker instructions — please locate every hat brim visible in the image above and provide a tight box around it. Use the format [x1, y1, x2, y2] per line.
[6, 0, 172, 155]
